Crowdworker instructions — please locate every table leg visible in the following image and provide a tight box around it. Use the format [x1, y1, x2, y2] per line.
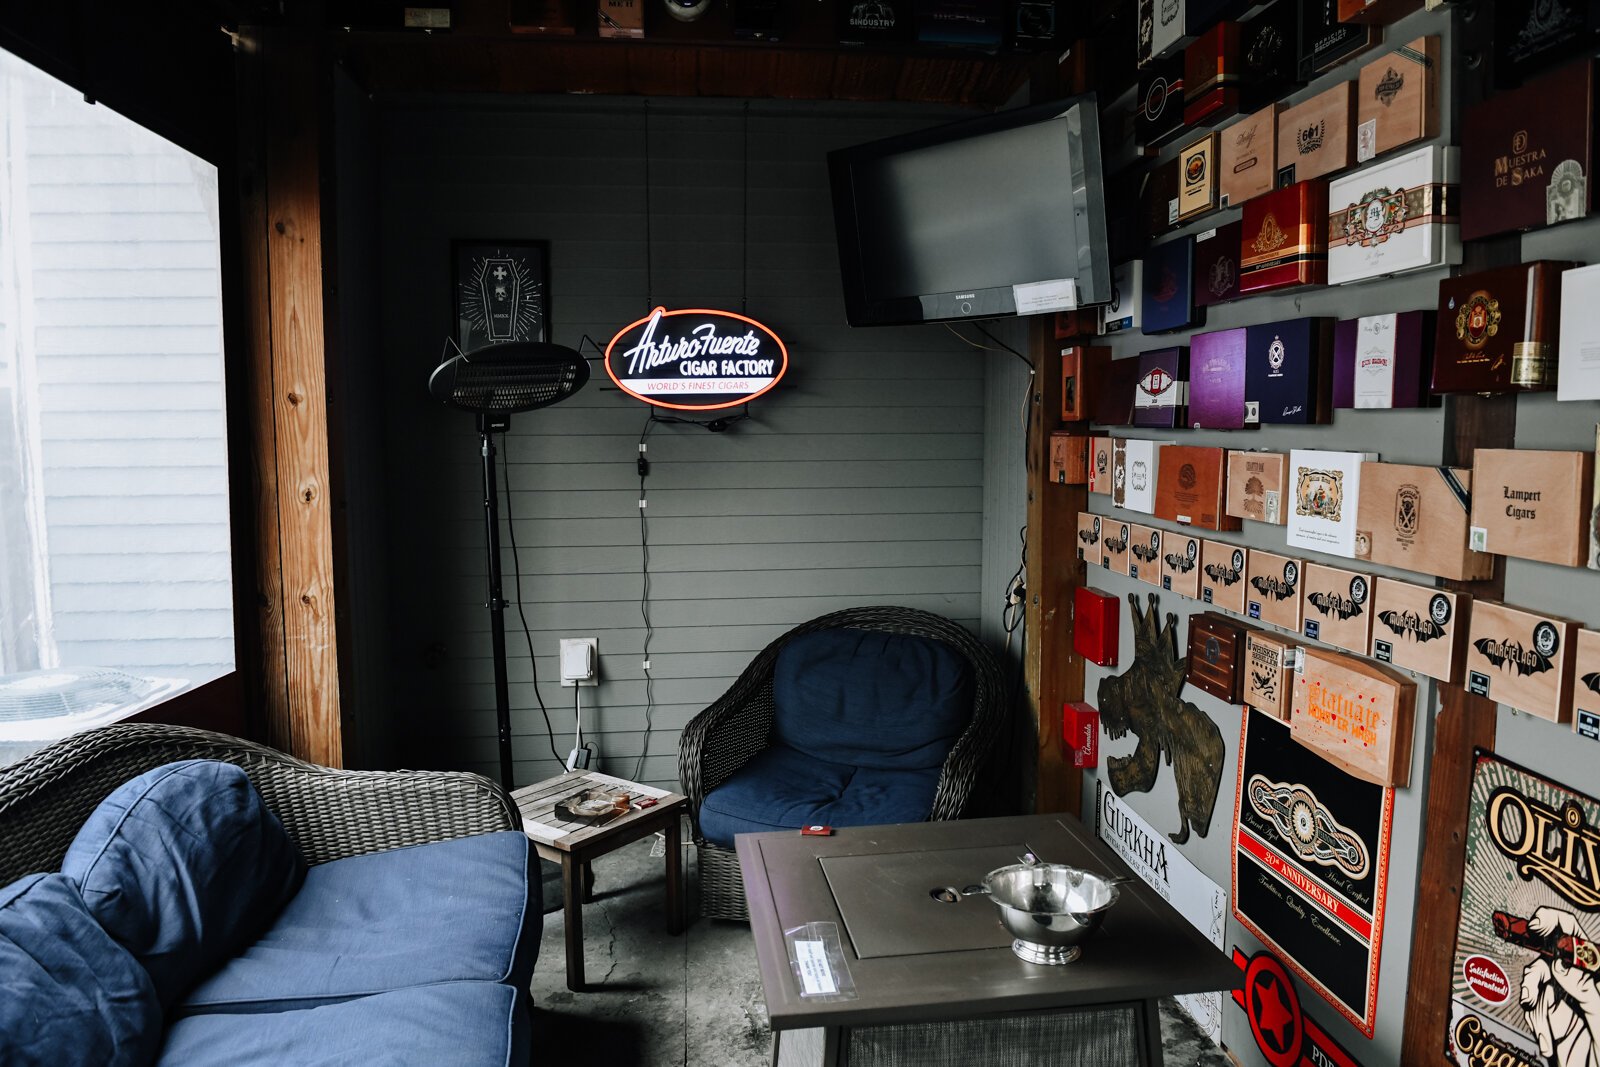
[582, 861, 595, 904]
[665, 815, 683, 935]
[562, 854, 585, 991]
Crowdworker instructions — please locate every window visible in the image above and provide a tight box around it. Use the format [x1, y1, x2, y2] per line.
[0, 47, 234, 756]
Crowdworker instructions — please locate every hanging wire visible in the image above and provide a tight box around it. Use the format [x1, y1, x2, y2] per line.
[742, 101, 750, 316]
[644, 100, 654, 312]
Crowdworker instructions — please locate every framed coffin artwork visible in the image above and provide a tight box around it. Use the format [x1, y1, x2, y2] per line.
[453, 239, 550, 349]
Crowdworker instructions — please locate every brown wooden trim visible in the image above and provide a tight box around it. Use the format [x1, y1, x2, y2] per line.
[129, 673, 247, 738]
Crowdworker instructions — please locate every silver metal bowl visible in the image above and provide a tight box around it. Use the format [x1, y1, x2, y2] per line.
[980, 863, 1121, 965]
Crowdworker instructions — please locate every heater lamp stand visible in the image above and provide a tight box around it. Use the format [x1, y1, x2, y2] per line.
[478, 413, 516, 793]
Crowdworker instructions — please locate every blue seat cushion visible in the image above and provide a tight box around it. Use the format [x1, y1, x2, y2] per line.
[698, 742, 940, 847]
[180, 830, 538, 1014]
[772, 627, 973, 770]
[61, 759, 306, 1010]
[0, 872, 162, 1067]
[158, 981, 529, 1067]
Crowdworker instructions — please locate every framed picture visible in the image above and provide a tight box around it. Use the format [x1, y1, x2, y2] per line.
[452, 240, 549, 350]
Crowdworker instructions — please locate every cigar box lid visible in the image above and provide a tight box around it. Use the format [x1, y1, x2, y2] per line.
[1355, 36, 1439, 163]
[1185, 20, 1240, 101]
[1129, 523, 1166, 586]
[1226, 449, 1287, 524]
[1245, 549, 1304, 631]
[1431, 261, 1578, 395]
[1557, 264, 1600, 401]
[1189, 327, 1250, 428]
[1139, 53, 1189, 148]
[1089, 435, 1116, 494]
[1327, 145, 1459, 285]
[1570, 628, 1600, 734]
[1276, 82, 1356, 186]
[1245, 317, 1333, 425]
[1093, 356, 1141, 424]
[1468, 448, 1596, 568]
[1161, 531, 1205, 599]
[1134, 347, 1191, 427]
[1219, 104, 1280, 207]
[1194, 221, 1242, 306]
[1297, 1, 1379, 77]
[1299, 562, 1375, 655]
[1102, 261, 1146, 335]
[1331, 312, 1433, 410]
[1461, 58, 1599, 242]
[1238, 0, 1303, 109]
[1286, 448, 1376, 559]
[1291, 646, 1416, 786]
[1101, 517, 1134, 575]
[1464, 600, 1580, 722]
[1356, 461, 1493, 581]
[1245, 627, 1297, 720]
[1494, 0, 1600, 90]
[1178, 133, 1221, 220]
[1200, 538, 1249, 613]
[1370, 576, 1468, 685]
[1077, 511, 1104, 565]
[1155, 444, 1229, 527]
[1241, 181, 1330, 271]
[1188, 611, 1250, 697]
[1141, 238, 1200, 335]
[1150, 0, 1192, 59]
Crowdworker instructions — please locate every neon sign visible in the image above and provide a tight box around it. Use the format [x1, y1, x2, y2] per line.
[604, 306, 788, 412]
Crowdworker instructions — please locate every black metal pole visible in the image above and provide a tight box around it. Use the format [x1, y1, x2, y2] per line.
[479, 414, 515, 793]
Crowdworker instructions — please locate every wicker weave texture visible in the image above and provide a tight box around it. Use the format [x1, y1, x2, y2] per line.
[847, 1004, 1143, 1067]
[0, 723, 521, 885]
[678, 606, 1004, 920]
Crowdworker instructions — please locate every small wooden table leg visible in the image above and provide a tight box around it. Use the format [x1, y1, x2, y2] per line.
[582, 861, 595, 903]
[562, 854, 585, 991]
[665, 815, 684, 935]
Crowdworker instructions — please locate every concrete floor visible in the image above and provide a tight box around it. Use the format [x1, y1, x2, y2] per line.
[529, 831, 1233, 1066]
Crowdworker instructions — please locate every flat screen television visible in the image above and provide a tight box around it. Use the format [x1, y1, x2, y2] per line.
[828, 95, 1110, 328]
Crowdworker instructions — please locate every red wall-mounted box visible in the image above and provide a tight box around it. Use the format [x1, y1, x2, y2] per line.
[1074, 586, 1121, 667]
[1062, 702, 1100, 769]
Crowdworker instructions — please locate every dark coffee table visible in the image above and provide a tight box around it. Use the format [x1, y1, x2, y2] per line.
[736, 813, 1239, 1066]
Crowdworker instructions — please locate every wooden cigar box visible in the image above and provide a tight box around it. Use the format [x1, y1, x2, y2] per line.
[1178, 133, 1221, 221]
[1200, 539, 1249, 612]
[1245, 317, 1334, 425]
[1061, 346, 1110, 420]
[1370, 577, 1468, 685]
[1128, 523, 1165, 586]
[1240, 180, 1330, 295]
[1138, 54, 1189, 150]
[1559, 267, 1600, 401]
[1571, 628, 1600, 741]
[1337, 0, 1421, 24]
[1101, 261, 1145, 335]
[1297, 0, 1379, 78]
[1219, 104, 1280, 207]
[1074, 586, 1121, 667]
[1245, 628, 1297, 721]
[1162, 530, 1205, 599]
[1089, 436, 1116, 495]
[1299, 562, 1374, 655]
[1226, 450, 1288, 525]
[1194, 221, 1241, 306]
[1470, 448, 1596, 568]
[1188, 328, 1251, 429]
[1155, 445, 1240, 530]
[1356, 462, 1493, 581]
[1245, 549, 1305, 631]
[1291, 647, 1416, 787]
[1150, 0, 1193, 63]
[1332, 312, 1433, 409]
[1102, 517, 1134, 576]
[1355, 37, 1439, 164]
[1328, 145, 1460, 285]
[1238, 1, 1304, 111]
[1141, 158, 1183, 240]
[1465, 600, 1580, 722]
[1184, 22, 1240, 127]
[1287, 448, 1376, 559]
[597, 0, 645, 37]
[1115, 439, 1169, 514]
[1462, 59, 1600, 241]
[1275, 82, 1355, 186]
[1133, 347, 1190, 427]
[1494, 0, 1600, 90]
[1055, 309, 1097, 340]
[1432, 262, 1578, 395]
[1091, 357, 1140, 425]
[1142, 239, 1202, 334]
[1050, 433, 1090, 485]
[1077, 511, 1104, 566]
[1187, 610, 1255, 702]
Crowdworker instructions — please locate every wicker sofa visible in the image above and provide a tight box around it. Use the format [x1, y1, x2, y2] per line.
[679, 606, 1003, 921]
[0, 723, 539, 1066]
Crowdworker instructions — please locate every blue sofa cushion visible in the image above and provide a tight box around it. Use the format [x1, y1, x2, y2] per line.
[0, 872, 162, 1067]
[158, 981, 529, 1067]
[698, 742, 940, 847]
[772, 628, 973, 770]
[180, 830, 538, 1014]
[61, 759, 306, 1010]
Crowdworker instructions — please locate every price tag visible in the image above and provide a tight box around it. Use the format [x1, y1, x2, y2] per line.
[1197, 227, 1218, 242]
[794, 940, 838, 996]
[1167, 197, 1180, 225]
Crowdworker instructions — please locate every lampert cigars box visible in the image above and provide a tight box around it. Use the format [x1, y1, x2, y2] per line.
[1332, 313, 1433, 410]
[1200, 538, 1248, 612]
[1244, 628, 1296, 721]
[1571, 628, 1600, 741]
[1465, 600, 1580, 723]
[1239, 180, 1329, 295]
[1432, 262, 1578, 395]
[1357, 462, 1494, 581]
[1370, 577, 1469, 685]
[1077, 511, 1104, 566]
[1299, 562, 1374, 656]
[1219, 103, 1279, 208]
[1291, 647, 1417, 788]
[1244, 548, 1304, 631]
[1327, 145, 1460, 286]
[1226, 449, 1287, 525]
[1275, 81, 1355, 186]
[1128, 523, 1164, 586]
[1244, 317, 1334, 425]
[1470, 448, 1596, 568]
[1461, 58, 1600, 242]
[1355, 36, 1440, 164]
[1102, 518, 1133, 576]
[1162, 530, 1205, 598]
[1154, 444, 1239, 531]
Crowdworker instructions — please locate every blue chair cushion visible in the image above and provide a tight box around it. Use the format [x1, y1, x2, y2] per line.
[180, 830, 538, 1014]
[772, 628, 973, 770]
[158, 981, 529, 1067]
[0, 872, 162, 1067]
[61, 759, 306, 1010]
[697, 742, 940, 847]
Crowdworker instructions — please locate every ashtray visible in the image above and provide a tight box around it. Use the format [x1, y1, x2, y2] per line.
[555, 789, 631, 825]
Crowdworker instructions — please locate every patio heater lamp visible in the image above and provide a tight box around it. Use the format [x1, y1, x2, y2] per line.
[428, 341, 590, 792]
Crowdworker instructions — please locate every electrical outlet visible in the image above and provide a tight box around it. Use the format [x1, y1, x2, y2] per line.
[559, 637, 599, 687]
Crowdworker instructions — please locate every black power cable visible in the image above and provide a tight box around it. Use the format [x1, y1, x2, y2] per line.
[634, 412, 658, 781]
[500, 431, 564, 766]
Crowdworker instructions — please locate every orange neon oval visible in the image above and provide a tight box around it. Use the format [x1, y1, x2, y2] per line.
[603, 306, 789, 412]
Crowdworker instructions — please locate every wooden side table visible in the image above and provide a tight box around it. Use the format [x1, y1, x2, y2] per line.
[511, 771, 688, 991]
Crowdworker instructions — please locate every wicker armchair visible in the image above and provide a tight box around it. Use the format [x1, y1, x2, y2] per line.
[0, 722, 521, 887]
[679, 606, 1004, 921]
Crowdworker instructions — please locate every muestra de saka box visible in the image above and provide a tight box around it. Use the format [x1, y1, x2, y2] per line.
[1464, 600, 1580, 723]
[1469, 448, 1595, 568]
[1356, 462, 1493, 581]
[1369, 577, 1469, 685]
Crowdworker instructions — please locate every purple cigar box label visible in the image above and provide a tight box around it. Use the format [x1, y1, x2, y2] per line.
[1189, 327, 1249, 429]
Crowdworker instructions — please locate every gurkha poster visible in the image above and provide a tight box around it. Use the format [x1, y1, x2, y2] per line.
[453, 240, 549, 350]
[1232, 708, 1394, 1038]
[1446, 753, 1600, 1067]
